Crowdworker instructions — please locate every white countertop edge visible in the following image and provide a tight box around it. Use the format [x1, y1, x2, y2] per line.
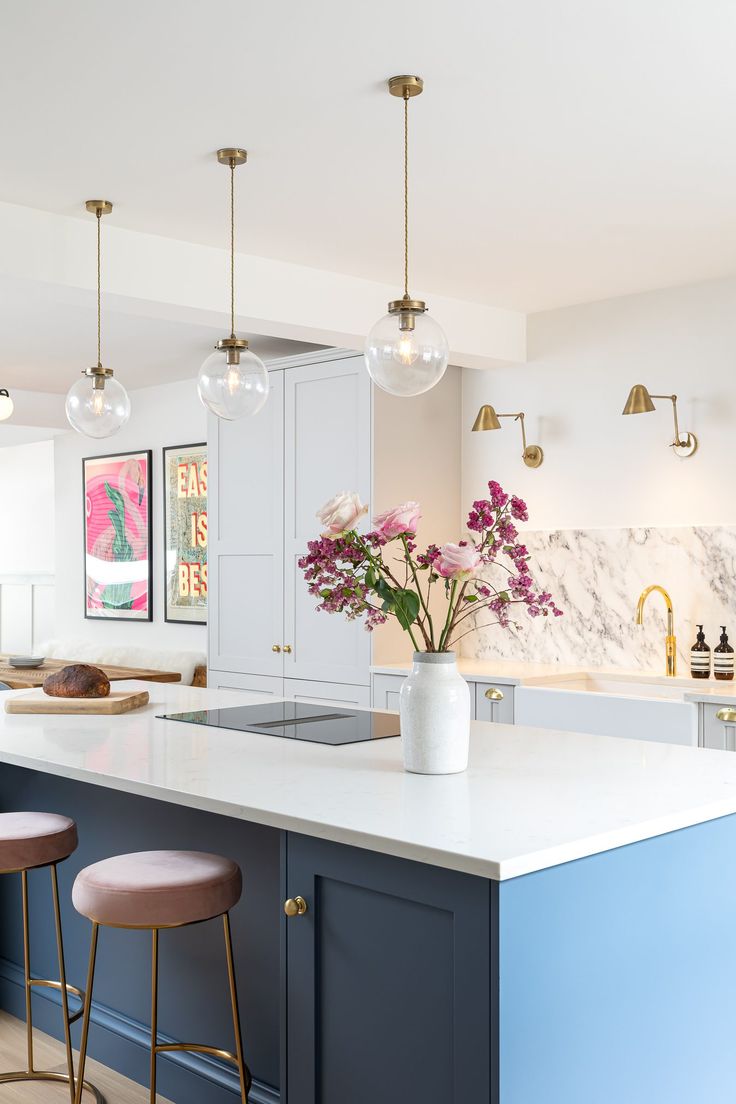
[3, 743, 736, 883]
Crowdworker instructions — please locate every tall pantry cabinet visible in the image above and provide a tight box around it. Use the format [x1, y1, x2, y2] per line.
[208, 350, 372, 705]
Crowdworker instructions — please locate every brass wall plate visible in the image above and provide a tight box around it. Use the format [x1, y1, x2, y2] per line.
[523, 445, 544, 469]
[388, 75, 424, 98]
[217, 148, 248, 166]
[672, 432, 698, 459]
[85, 200, 113, 216]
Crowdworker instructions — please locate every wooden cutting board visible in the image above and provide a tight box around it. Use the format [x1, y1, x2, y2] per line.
[5, 689, 150, 715]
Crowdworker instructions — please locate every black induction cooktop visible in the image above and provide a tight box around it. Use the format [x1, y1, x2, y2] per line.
[157, 701, 400, 746]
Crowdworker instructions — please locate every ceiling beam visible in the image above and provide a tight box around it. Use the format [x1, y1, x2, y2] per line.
[0, 202, 526, 369]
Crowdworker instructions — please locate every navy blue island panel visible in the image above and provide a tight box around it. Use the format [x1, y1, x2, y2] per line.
[3, 761, 736, 1104]
[499, 812, 736, 1104]
[0, 764, 282, 1104]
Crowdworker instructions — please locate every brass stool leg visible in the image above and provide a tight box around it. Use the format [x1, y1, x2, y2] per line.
[223, 912, 249, 1104]
[150, 929, 159, 1104]
[51, 863, 77, 1104]
[74, 922, 99, 1104]
[21, 868, 34, 1074]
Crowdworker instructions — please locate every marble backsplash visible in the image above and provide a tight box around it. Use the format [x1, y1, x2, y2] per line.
[466, 526, 736, 671]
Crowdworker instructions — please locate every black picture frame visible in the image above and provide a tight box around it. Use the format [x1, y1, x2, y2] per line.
[82, 449, 154, 622]
[162, 442, 208, 625]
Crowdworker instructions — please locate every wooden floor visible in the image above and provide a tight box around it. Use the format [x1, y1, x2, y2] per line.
[0, 1010, 173, 1102]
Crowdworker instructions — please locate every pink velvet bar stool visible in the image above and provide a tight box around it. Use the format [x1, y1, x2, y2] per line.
[71, 849, 251, 1104]
[0, 811, 103, 1101]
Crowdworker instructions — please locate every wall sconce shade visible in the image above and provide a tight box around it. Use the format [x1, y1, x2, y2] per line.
[471, 404, 502, 432]
[622, 384, 697, 458]
[471, 404, 543, 468]
[622, 384, 656, 415]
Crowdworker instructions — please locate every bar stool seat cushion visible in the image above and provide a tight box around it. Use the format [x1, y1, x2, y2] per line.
[0, 811, 78, 873]
[72, 850, 242, 927]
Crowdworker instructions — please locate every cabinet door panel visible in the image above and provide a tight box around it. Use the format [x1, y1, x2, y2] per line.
[475, 681, 515, 724]
[208, 371, 284, 676]
[283, 357, 371, 685]
[701, 703, 736, 750]
[285, 834, 493, 1104]
[372, 673, 404, 711]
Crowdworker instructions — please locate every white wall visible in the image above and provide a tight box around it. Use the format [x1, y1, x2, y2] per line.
[54, 378, 207, 653]
[463, 275, 736, 530]
[0, 439, 55, 574]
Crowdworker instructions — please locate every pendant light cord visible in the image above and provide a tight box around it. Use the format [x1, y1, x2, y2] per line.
[96, 211, 102, 367]
[230, 159, 236, 338]
[403, 90, 409, 300]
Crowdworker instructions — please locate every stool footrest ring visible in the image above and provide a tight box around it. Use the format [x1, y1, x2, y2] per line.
[28, 977, 86, 1023]
[0, 1071, 105, 1101]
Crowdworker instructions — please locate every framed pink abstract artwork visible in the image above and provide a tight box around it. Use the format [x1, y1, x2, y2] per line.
[83, 450, 153, 621]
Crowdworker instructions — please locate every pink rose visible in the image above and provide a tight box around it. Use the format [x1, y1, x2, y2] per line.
[316, 491, 368, 538]
[373, 501, 422, 540]
[436, 542, 483, 580]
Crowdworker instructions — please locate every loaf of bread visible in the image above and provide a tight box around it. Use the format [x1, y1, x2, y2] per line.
[43, 664, 111, 699]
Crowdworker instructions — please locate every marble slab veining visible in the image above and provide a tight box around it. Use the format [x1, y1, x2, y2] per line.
[467, 525, 736, 671]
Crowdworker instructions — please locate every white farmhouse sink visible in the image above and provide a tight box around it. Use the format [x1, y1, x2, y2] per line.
[515, 672, 698, 747]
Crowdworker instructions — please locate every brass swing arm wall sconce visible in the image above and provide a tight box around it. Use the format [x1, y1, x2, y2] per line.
[622, 385, 697, 458]
[471, 405, 544, 468]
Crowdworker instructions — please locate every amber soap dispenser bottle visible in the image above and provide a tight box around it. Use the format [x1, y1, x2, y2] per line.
[714, 626, 735, 681]
[690, 625, 711, 679]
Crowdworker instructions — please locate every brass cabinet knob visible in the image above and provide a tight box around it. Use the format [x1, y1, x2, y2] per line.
[716, 708, 736, 723]
[484, 687, 504, 702]
[283, 644, 293, 654]
[272, 644, 282, 653]
[283, 896, 308, 917]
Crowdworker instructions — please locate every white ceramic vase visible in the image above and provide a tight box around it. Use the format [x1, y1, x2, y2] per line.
[399, 652, 471, 775]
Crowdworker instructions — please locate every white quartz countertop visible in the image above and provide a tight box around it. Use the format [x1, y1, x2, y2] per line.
[3, 681, 736, 881]
[371, 658, 586, 684]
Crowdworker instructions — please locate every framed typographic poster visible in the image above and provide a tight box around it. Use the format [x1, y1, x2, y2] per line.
[83, 450, 153, 621]
[163, 443, 207, 624]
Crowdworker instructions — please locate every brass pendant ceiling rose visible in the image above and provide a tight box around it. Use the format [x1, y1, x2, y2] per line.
[388, 75, 424, 98]
[216, 148, 248, 167]
[388, 298, 427, 314]
[85, 200, 113, 216]
[215, 334, 250, 364]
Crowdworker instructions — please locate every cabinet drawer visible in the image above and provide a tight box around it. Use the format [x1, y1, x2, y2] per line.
[372, 672, 478, 719]
[701, 702, 736, 750]
[475, 681, 515, 724]
[284, 679, 371, 707]
[207, 670, 284, 699]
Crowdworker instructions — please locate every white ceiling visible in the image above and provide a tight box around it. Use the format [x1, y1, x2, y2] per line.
[0, 278, 322, 394]
[1, 0, 736, 319]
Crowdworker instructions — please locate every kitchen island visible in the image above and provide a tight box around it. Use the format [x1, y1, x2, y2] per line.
[2, 682, 736, 1103]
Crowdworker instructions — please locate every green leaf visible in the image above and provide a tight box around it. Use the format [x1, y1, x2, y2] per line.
[499, 591, 510, 602]
[464, 594, 479, 602]
[392, 588, 421, 632]
[365, 566, 377, 588]
[320, 589, 332, 599]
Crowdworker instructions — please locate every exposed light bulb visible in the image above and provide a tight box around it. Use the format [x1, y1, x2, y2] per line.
[197, 348, 270, 420]
[92, 388, 105, 415]
[394, 335, 419, 366]
[226, 365, 241, 395]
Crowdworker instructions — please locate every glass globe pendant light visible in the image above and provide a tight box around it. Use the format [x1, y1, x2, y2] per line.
[365, 75, 449, 397]
[197, 148, 269, 420]
[65, 200, 131, 438]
